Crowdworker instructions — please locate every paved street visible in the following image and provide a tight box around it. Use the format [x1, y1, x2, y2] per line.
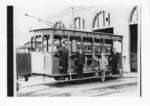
[17, 73, 138, 97]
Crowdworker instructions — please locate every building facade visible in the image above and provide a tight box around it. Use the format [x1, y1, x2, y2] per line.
[46, 5, 140, 73]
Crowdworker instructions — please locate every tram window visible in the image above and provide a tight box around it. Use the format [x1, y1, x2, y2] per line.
[42, 35, 50, 52]
[104, 39, 112, 55]
[71, 37, 81, 53]
[93, 46, 101, 54]
[35, 35, 42, 52]
[47, 39, 52, 52]
[113, 40, 122, 53]
[83, 38, 92, 53]
[105, 39, 113, 44]
[87, 59, 92, 66]
[60, 38, 68, 44]
[93, 38, 102, 54]
[105, 47, 111, 55]
[35, 35, 42, 41]
[42, 36, 47, 52]
[53, 39, 61, 52]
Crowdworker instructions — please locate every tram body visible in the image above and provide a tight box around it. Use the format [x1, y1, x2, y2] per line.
[16, 28, 123, 81]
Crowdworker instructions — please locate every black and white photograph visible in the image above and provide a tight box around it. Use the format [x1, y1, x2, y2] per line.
[1, 0, 150, 105]
[14, 2, 140, 97]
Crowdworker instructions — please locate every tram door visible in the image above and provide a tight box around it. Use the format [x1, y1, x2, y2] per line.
[130, 24, 138, 72]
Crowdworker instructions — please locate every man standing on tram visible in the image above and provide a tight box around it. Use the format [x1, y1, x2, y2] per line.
[93, 51, 108, 81]
[110, 48, 122, 75]
[74, 48, 85, 78]
[55, 40, 69, 74]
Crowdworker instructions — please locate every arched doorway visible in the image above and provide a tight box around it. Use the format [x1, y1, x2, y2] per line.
[92, 11, 113, 34]
[129, 6, 138, 72]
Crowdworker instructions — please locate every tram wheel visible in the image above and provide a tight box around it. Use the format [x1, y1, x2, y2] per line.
[101, 71, 106, 82]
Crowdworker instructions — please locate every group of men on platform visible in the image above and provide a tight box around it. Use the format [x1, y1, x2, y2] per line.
[55, 41, 122, 78]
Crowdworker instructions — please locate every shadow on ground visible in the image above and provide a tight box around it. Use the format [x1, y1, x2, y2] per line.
[45, 77, 121, 87]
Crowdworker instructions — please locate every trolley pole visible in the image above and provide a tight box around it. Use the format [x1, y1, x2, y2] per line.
[25, 13, 53, 27]
[71, 7, 75, 29]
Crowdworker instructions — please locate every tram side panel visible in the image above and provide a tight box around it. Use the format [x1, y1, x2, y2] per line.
[52, 56, 60, 74]
[16, 53, 31, 76]
[44, 53, 53, 75]
[31, 53, 54, 75]
[31, 53, 44, 74]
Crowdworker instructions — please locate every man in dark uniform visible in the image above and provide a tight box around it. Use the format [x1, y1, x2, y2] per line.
[55, 41, 69, 74]
[74, 48, 85, 78]
[110, 48, 121, 75]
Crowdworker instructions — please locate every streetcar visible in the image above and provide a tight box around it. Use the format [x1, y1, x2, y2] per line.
[16, 28, 123, 82]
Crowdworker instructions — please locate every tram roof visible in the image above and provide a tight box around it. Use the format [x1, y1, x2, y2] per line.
[30, 28, 123, 38]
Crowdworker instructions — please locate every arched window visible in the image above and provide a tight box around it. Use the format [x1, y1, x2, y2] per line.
[129, 6, 138, 24]
[53, 21, 66, 29]
[128, 6, 139, 73]
[74, 17, 85, 30]
[92, 11, 111, 29]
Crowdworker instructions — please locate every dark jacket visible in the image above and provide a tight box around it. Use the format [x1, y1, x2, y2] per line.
[74, 52, 85, 74]
[55, 47, 69, 74]
[75, 52, 85, 66]
[110, 52, 122, 74]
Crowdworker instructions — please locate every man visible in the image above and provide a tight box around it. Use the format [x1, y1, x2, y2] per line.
[93, 52, 108, 81]
[55, 41, 69, 74]
[110, 48, 120, 75]
[74, 48, 85, 78]
[93, 52, 108, 73]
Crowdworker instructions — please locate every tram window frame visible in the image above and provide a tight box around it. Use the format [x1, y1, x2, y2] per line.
[82, 37, 93, 53]
[52, 35, 63, 53]
[53, 39, 61, 53]
[60, 36, 68, 46]
[70, 36, 81, 53]
[113, 40, 122, 53]
[93, 38, 102, 54]
[42, 34, 50, 52]
[35, 35, 42, 52]
[104, 39, 113, 55]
